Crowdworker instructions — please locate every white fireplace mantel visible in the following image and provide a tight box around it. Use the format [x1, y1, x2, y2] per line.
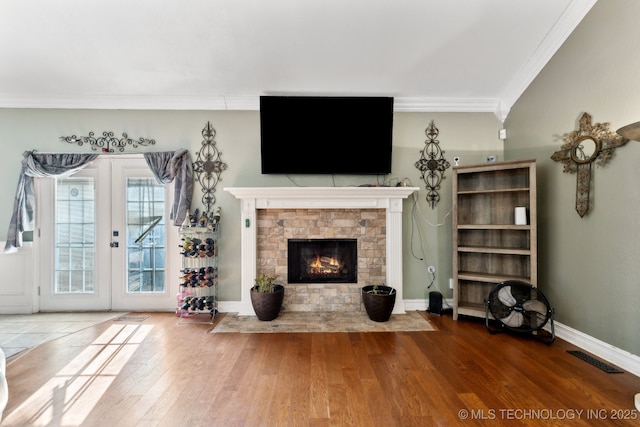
[224, 186, 419, 315]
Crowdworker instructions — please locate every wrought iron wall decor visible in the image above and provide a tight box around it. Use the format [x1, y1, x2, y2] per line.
[414, 120, 451, 208]
[60, 131, 155, 152]
[193, 121, 227, 211]
[551, 112, 629, 217]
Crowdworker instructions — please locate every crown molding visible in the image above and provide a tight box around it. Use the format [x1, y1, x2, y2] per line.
[394, 97, 502, 114]
[498, 0, 597, 119]
[0, 94, 233, 111]
[0, 94, 503, 115]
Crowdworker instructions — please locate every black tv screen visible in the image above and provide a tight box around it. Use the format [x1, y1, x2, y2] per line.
[260, 96, 394, 174]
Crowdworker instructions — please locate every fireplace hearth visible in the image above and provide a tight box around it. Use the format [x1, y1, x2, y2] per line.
[288, 239, 357, 283]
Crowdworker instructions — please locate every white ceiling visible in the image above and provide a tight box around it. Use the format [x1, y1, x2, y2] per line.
[0, 0, 596, 121]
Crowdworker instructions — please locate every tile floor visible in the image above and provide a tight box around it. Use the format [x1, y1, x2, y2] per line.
[0, 312, 126, 359]
[211, 310, 436, 333]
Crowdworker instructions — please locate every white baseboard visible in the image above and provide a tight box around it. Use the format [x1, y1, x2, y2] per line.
[401, 299, 640, 378]
[551, 321, 640, 377]
[404, 297, 454, 311]
[218, 301, 249, 315]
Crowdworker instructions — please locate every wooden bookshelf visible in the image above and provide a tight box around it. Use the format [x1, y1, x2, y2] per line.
[452, 160, 537, 320]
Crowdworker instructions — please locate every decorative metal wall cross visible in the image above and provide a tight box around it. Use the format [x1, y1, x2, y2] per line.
[193, 121, 228, 211]
[414, 120, 451, 208]
[551, 112, 629, 217]
[60, 131, 155, 152]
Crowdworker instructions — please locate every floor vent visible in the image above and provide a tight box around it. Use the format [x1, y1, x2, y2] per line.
[113, 316, 148, 322]
[567, 350, 624, 373]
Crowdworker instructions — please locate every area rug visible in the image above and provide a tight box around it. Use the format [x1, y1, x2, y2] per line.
[210, 310, 435, 333]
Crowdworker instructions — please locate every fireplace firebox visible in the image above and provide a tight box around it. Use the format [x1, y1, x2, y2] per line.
[288, 239, 357, 284]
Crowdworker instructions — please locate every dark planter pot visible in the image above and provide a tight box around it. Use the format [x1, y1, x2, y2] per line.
[362, 285, 396, 322]
[250, 284, 285, 321]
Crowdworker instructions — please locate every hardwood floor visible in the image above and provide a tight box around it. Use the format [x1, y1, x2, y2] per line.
[2, 312, 639, 426]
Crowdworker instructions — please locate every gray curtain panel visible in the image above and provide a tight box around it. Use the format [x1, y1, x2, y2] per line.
[143, 149, 193, 226]
[4, 149, 193, 253]
[4, 151, 98, 253]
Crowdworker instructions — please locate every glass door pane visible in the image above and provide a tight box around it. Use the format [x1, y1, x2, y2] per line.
[55, 177, 96, 294]
[39, 160, 111, 311]
[111, 157, 175, 311]
[126, 177, 166, 293]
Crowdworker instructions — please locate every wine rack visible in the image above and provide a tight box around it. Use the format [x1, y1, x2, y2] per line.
[176, 209, 220, 324]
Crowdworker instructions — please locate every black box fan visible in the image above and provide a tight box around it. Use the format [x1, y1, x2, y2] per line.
[485, 280, 555, 344]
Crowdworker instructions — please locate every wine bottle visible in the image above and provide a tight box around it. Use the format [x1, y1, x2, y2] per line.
[206, 211, 214, 230]
[181, 210, 191, 229]
[199, 210, 208, 227]
[190, 209, 199, 227]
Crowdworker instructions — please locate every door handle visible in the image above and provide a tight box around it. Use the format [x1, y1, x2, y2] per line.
[111, 231, 119, 248]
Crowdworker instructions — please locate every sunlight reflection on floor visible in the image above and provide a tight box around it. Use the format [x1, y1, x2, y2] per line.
[3, 323, 153, 426]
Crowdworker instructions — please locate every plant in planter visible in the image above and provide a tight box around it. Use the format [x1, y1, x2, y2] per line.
[250, 273, 285, 321]
[361, 284, 396, 322]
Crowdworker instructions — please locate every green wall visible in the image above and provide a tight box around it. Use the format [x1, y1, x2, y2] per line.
[0, 109, 502, 305]
[505, 0, 640, 355]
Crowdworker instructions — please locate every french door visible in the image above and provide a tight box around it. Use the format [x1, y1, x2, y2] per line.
[37, 155, 177, 312]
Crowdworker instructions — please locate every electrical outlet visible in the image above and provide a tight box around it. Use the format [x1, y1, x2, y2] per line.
[449, 278, 454, 289]
[427, 266, 436, 274]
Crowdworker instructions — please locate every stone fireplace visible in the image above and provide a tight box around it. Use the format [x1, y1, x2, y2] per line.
[225, 186, 418, 315]
[257, 209, 384, 312]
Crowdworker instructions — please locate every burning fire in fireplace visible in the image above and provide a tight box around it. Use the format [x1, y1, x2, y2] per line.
[309, 255, 341, 275]
[288, 238, 357, 283]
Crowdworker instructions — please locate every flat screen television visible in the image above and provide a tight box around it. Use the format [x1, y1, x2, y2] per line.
[260, 96, 394, 174]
